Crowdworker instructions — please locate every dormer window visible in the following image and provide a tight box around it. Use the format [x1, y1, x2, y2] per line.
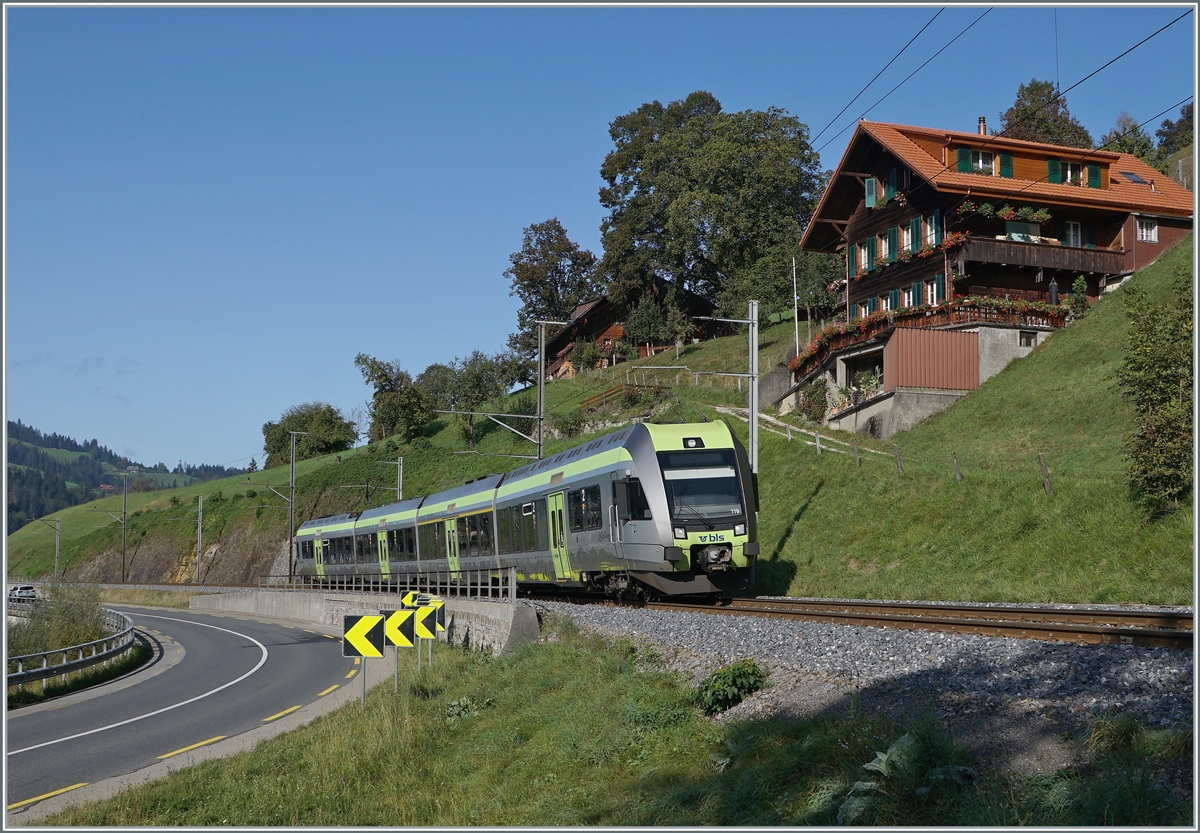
[1063, 161, 1083, 185]
[971, 150, 994, 174]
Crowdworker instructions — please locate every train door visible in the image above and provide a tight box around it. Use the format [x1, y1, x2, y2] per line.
[445, 518, 460, 578]
[612, 476, 659, 565]
[547, 491, 571, 580]
[377, 529, 390, 578]
[314, 539, 326, 579]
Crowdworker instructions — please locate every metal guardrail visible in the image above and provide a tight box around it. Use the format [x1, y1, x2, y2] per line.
[259, 567, 518, 605]
[7, 607, 137, 687]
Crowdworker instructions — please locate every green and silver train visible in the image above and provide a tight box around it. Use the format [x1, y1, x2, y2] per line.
[293, 421, 759, 597]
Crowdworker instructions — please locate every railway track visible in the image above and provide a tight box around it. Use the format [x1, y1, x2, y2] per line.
[540, 595, 1194, 651]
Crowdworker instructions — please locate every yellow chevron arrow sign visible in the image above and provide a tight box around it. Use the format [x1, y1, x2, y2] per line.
[413, 605, 437, 640]
[382, 609, 415, 648]
[342, 614, 385, 658]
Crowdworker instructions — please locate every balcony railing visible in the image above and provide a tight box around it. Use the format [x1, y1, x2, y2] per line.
[789, 300, 1068, 382]
[960, 236, 1125, 275]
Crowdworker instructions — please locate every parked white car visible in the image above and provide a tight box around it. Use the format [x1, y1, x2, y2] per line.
[8, 585, 36, 601]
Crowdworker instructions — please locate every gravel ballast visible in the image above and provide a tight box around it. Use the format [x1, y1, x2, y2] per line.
[532, 598, 1194, 778]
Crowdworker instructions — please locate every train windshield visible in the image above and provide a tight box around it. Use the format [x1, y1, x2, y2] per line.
[657, 449, 744, 523]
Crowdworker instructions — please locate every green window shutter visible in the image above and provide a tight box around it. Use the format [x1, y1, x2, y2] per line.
[887, 168, 897, 199]
[867, 297, 878, 314]
[848, 242, 857, 273]
[889, 288, 901, 309]
[887, 227, 898, 262]
[864, 178, 876, 208]
[956, 147, 971, 173]
[932, 209, 942, 245]
[999, 152, 1013, 178]
[909, 217, 921, 252]
[1084, 222, 1096, 249]
[1087, 163, 1101, 188]
[866, 237, 876, 270]
[912, 281, 923, 306]
[1047, 157, 1061, 184]
[934, 274, 945, 303]
[1056, 219, 1067, 245]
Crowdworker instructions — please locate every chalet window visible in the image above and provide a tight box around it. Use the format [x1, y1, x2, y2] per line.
[879, 232, 891, 263]
[902, 286, 915, 307]
[866, 297, 878, 314]
[864, 178, 877, 208]
[911, 281, 924, 306]
[924, 214, 937, 246]
[903, 167, 911, 189]
[927, 274, 944, 305]
[1065, 221, 1082, 248]
[999, 152, 1013, 178]
[1137, 218, 1158, 242]
[1063, 162, 1083, 185]
[888, 288, 901, 310]
[971, 150, 994, 174]
[900, 223, 912, 252]
[1019, 331, 1036, 348]
[1087, 163, 1101, 188]
[865, 237, 877, 271]
[908, 216, 921, 252]
[859, 241, 870, 272]
[857, 301, 870, 319]
[887, 168, 897, 200]
[1047, 157, 1062, 184]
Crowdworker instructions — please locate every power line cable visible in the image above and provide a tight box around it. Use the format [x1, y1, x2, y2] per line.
[815, 8, 992, 155]
[809, 8, 944, 146]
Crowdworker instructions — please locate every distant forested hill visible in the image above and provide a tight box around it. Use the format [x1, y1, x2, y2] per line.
[6, 420, 244, 532]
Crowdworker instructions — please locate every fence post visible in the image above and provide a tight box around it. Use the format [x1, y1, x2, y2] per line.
[787, 425, 791, 442]
[893, 444, 904, 477]
[952, 452, 962, 483]
[1038, 453, 1052, 495]
[815, 431, 821, 455]
[853, 437, 860, 468]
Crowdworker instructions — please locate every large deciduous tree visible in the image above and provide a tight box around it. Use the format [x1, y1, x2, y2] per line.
[1155, 102, 1193, 159]
[996, 79, 1093, 149]
[598, 91, 823, 314]
[261, 402, 357, 468]
[505, 219, 601, 381]
[353, 353, 433, 443]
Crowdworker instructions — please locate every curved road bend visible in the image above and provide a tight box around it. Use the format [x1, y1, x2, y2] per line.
[6, 608, 360, 817]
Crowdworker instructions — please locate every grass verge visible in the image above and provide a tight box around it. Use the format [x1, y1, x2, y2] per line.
[8, 642, 152, 710]
[33, 619, 1191, 826]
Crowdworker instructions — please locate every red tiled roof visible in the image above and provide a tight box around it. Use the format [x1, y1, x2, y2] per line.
[861, 121, 1194, 216]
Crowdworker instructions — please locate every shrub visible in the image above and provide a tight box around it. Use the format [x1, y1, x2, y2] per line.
[550, 411, 586, 439]
[797, 377, 828, 423]
[571, 341, 602, 375]
[695, 658, 767, 714]
[1069, 275, 1090, 320]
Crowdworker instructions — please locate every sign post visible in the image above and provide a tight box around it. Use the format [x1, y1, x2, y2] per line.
[382, 609, 415, 692]
[343, 614, 385, 708]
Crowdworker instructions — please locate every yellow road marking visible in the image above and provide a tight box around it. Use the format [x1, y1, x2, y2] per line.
[323, 633, 335, 639]
[303, 629, 315, 633]
[7, 783, 88, 810]
[258, 620, 271, 625]
[263, 705, 302, 722]
[318, 684, 339, 696]
[345, 669, 358, 679]
[281, 625, 294, 629]
[354, 657, 361, 665]
[157, 736, 227, 759]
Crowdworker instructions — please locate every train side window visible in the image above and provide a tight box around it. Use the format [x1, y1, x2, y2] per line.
[404, 527, 415, 559]
[498, 508, 511, 554]
[418, 524, 436, 559]
[534, 498, 549, 550]
[478, 514, 493, 555]
[616, 478, 652, 521]
[584, 484, 603, 530]
[568, 490, 584, 532]
[458, 517, 471, 558]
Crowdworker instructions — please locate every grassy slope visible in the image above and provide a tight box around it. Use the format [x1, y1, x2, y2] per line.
[7, 238, 1193, 602]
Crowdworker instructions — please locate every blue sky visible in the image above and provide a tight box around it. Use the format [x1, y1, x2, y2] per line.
[4, 4, 1195, 470]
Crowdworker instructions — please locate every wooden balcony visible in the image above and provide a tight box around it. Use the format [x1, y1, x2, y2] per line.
[789, 301, 1067, 383]
[959, 236, 1125, 275]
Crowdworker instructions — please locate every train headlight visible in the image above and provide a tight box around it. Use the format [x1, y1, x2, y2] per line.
[734, 524, 746, 536]
[673, 527, 687, 540]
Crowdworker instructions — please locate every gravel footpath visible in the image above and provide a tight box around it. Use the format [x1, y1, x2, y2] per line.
[532, 598, 1194, 781]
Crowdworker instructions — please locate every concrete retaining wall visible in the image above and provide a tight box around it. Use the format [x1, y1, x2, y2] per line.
[189, 590, 540, 657]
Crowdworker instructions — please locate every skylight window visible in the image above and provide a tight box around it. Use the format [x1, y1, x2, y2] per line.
[1120, 171, 1147, 184]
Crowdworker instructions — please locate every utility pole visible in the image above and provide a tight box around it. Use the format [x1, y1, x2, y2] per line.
[792, 256, 800, 360]
[288, 431, 307, 580]
[33, 517, 60, 579]
[377, 457, 403, 500]
[197, 495, 203, 584]
[536, 319, 569, 460]
[696, 302, 760, 473]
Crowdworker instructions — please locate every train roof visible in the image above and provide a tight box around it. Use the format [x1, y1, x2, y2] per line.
[296, 512, 358, 532]
[358, 497, 425, 523]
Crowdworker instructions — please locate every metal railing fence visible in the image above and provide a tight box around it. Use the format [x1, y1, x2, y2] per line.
[258, 566, 518, 605]
[7, 607, 136, 688]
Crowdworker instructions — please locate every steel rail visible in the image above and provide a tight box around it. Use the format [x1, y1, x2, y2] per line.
[637, 597, 1193, 650]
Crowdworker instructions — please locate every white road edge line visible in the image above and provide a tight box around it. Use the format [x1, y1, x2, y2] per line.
[7, 613, 269, 756]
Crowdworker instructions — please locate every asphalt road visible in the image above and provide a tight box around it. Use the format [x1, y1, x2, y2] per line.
[5, 608, 358, 815]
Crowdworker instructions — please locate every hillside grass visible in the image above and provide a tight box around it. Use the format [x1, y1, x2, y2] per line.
[6, 238, 1193, 603]
[35, 620, 1192, 827]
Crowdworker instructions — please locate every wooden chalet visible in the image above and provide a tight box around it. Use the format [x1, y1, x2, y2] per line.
[545, 298, 626, 379]
[783, 117, 1193, 438]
